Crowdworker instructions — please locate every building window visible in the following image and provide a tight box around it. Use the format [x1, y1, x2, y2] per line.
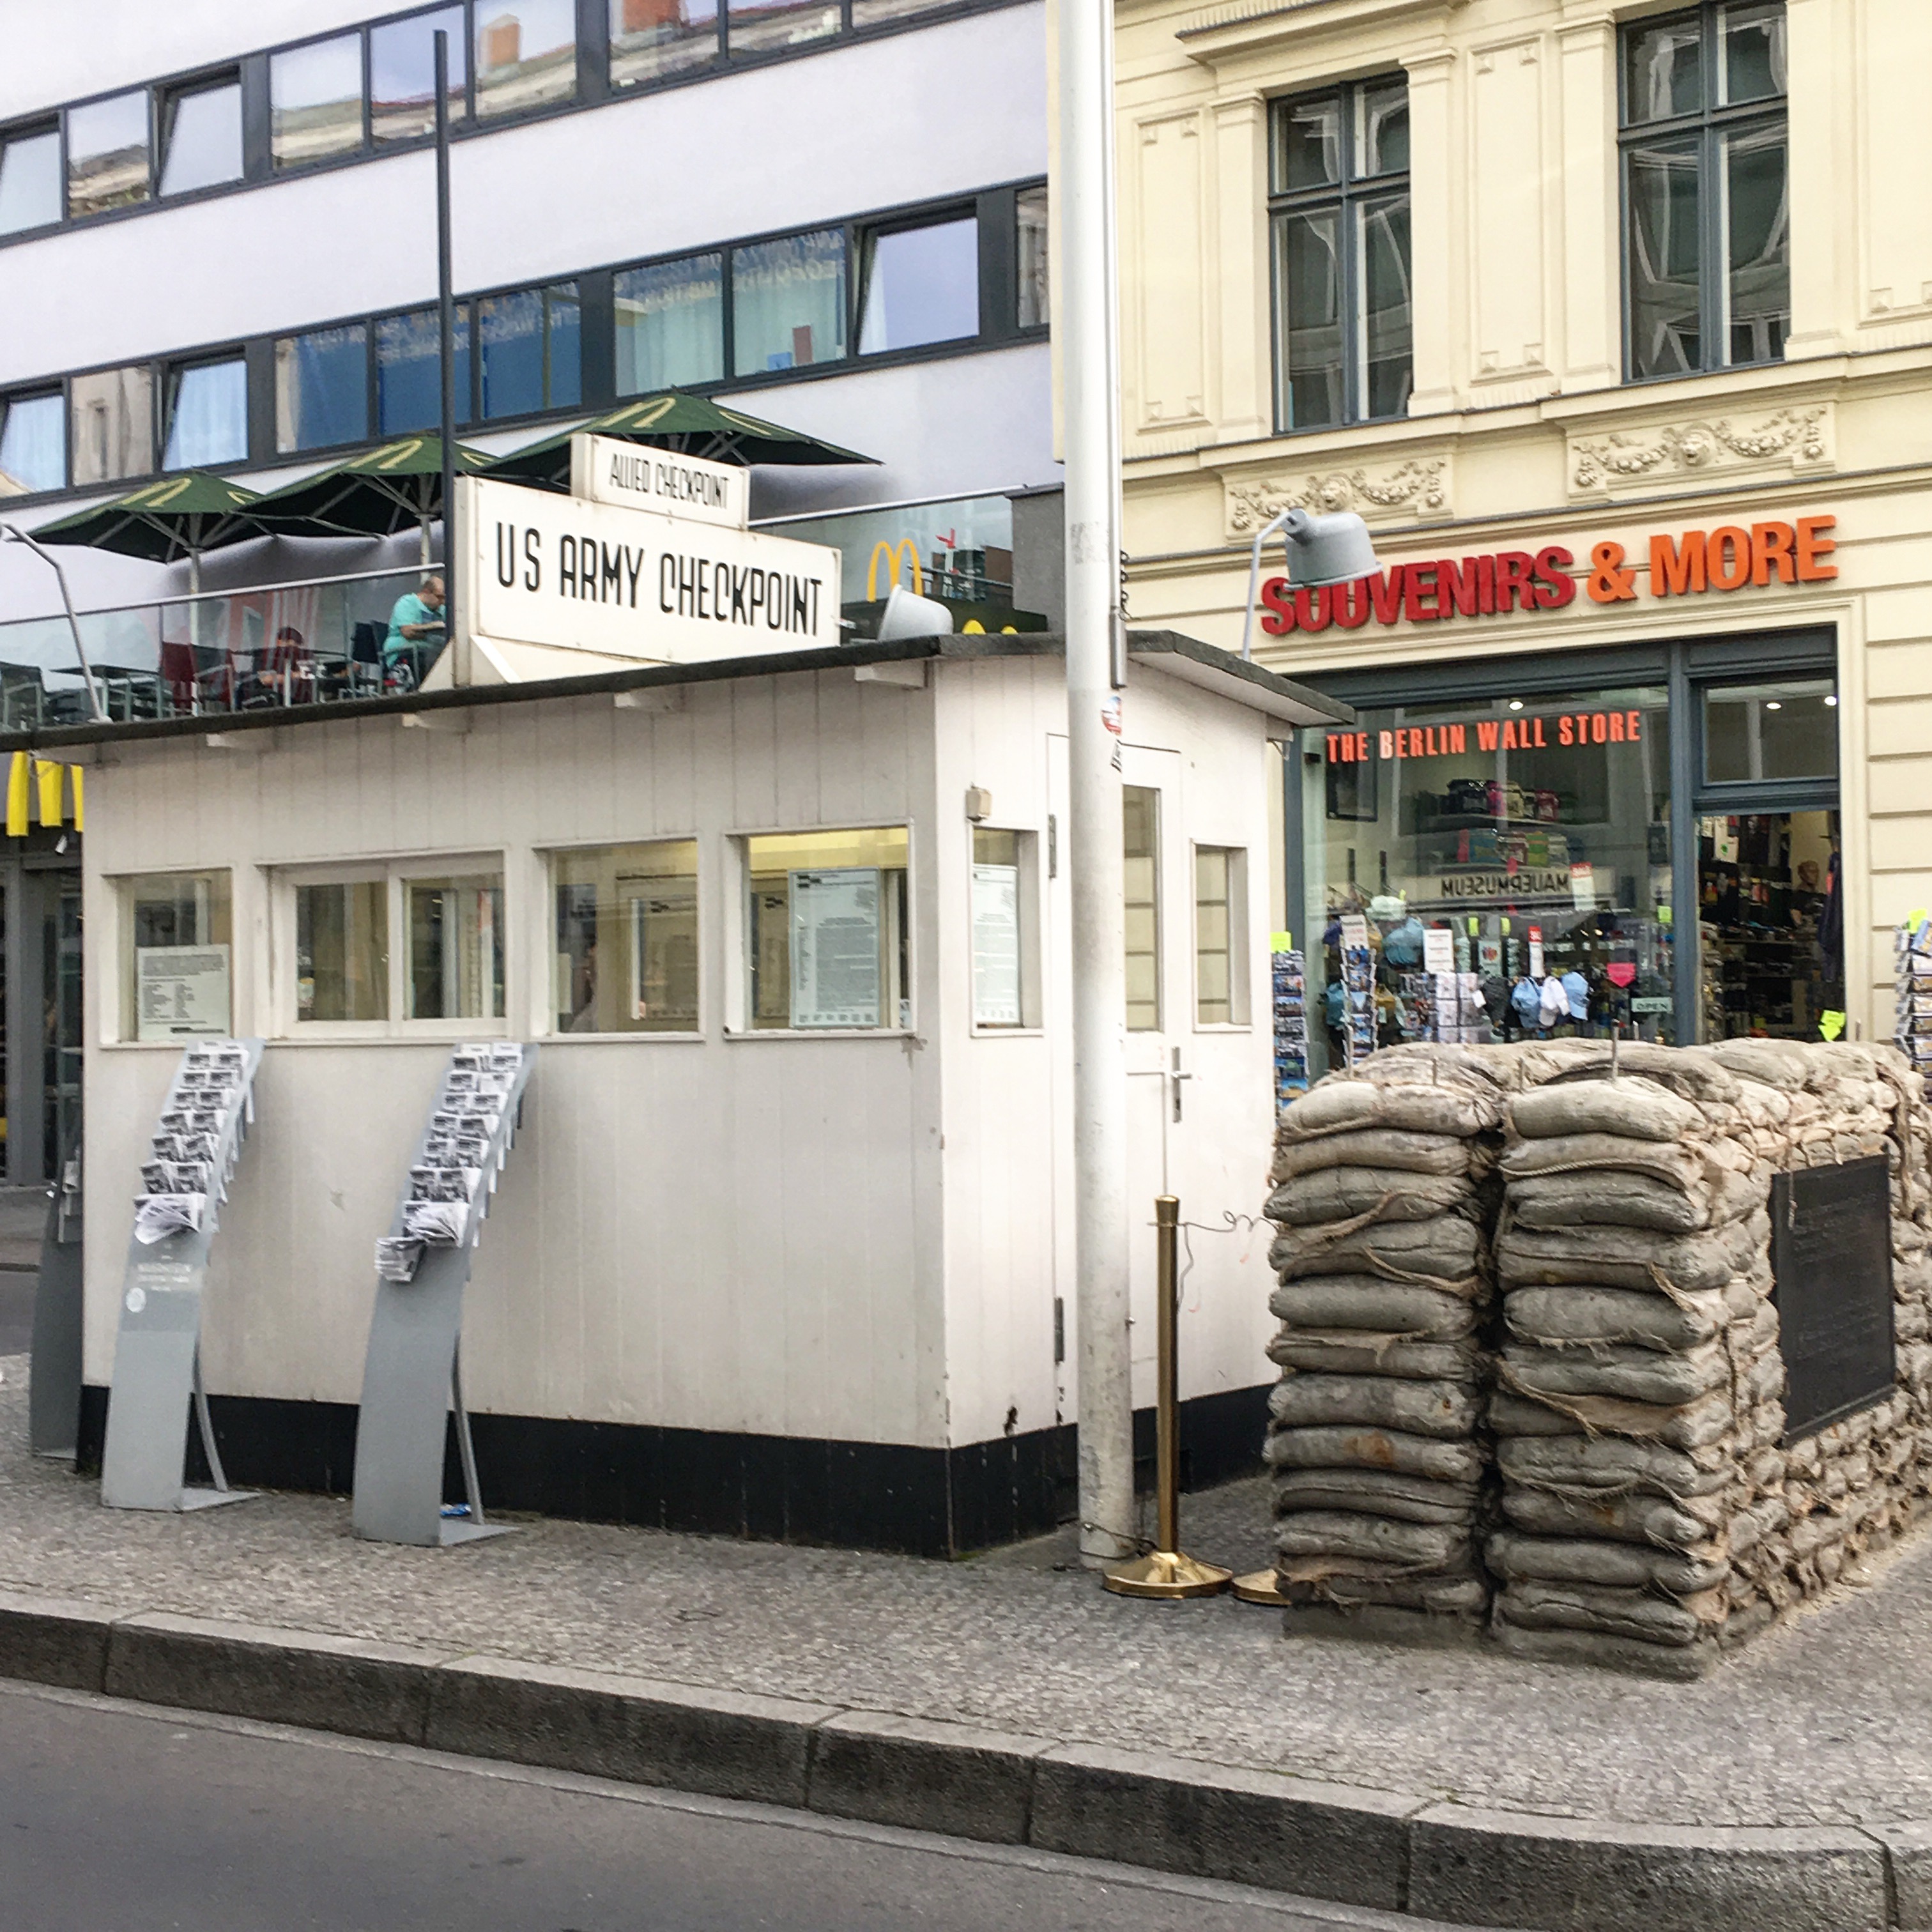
[1703, 677, 1836, 783]
[271, 33, 366, 171]
[1622, 2, 1789, 378]
[610, 0, 721, 86]
[1016, 183, 1048, 329]
[970, 826, 1032, 1028]
[550, 841, 699, 1033]
[1194, 845, 1248, 1025]
[157, 77, 243, 198]
[853, 0, 958, 25]
[726, 0, 839, 57]
[162, 355, 248, 471]
[1268, 77, 1411, 430]
[857, 213, 979, 355]
[70, 365, 155, 486]
[377, 305, 473, 434]
[615, 253, 724, 392]
[120, 871, 233, 1042]
[275, 323, 370, 454]
[66, 89, 150, 220]
[475, 0, 579, 118]
[296, 879, 389, 1022]
[371, 6, 469, 144]
[733, 229, 846, 375]
[0, 124, 61, 236]
[0, 391, 65, 494]
[1124, 784, 1160, 1031]
[743, 826, 909, 1030]
[478, 281, 581, 418]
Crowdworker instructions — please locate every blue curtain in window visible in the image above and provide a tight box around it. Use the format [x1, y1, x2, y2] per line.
[0, 393, 65, 493]
[378, 308, 471, 434]
[280, 325, 367, 452]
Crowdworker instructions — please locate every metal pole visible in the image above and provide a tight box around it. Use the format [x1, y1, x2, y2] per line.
[434, 29, 459, 686]
[0, 527, 108, 722]
[1061, 0, 1133, 1574]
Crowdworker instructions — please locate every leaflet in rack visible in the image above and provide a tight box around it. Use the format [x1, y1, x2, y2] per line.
[133, 1040, 256, 1246]
[375, 1042, 529, 1282]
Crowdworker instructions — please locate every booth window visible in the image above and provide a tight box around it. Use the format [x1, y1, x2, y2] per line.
[66, 90, 150, 220]
[297, 880, 388, 1022]
[744, 827, 908, 1030]
[970, 827, 1035, 1029]
[1016, 184, 1048, 329]
[157, 76, 243, 199]
[0, 391, 65, 495]
[1124, 785, 1161, 1031]
[475, 0, 579, 118]
[610, 0, 721, 87]
[733, 229, 846, 375]
[271, 33, 365, 171]
[377, 305, 473, 434]
[479, 282, 581, 418]
[857, 214, 979, 355]
[408, 874, 504, 1020]
[275, 323, 371, 454]
[0, 124, 61, 236]
[551, 841, 699, 1033]
[1195, 845, 1249, 1026]
[616, 254, 724, 392]
[371, 8, 470, 144]
[1703, 677, 1836, 783]
[162, 355, 248, 471]
[70, 365, 154, 487]
[119, 871, 233, 1043]
[1269, 76, 1411, 430]
[1622, 2, 1788, 377]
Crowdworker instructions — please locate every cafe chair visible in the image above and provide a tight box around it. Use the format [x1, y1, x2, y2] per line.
[349, 622, 385, 696]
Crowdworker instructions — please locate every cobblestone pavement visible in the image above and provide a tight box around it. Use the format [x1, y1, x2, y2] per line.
[4, 1354, 1931, 1830]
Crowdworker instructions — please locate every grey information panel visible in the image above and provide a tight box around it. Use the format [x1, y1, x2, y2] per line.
[100, 1039, 264, 1512]
[351, 1042, 535, 1548]
[1772, 1154, 1897, 1439]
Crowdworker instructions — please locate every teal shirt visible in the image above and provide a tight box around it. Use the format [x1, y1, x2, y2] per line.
[384, 592, 443, 660]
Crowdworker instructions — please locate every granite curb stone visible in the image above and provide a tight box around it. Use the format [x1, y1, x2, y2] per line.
[0, 1590, 1926, 1932]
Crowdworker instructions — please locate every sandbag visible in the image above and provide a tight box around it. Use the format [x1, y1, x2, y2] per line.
[1273, 1511, 1468, 1571]
[1708, 1038, 1815, 1091]
[1501, 1341, 1729, 1407]
[1272, 1468, 1482, 1526]
[1271, 1128, 1475, 1179]
[1504, 1283, 1733, 1352]
[1489, 1386, 1737, 1449]
[1276, 1079, 1498, 1143]
[1499, 1133, 1722, 1190]
[1267, 1333, 1483, 1381]
[1496, 1210, 1768, 1294]
[1492, 1620, 1717, 1679]
[1496, 1578, 1724, 1646]
[1506, 1170, 1748, 1235]
[1509, 1075, 1701, 1144]
[1496, 1433, 1732, 1499]
[1270, 1213, 1485, 1287]
[1486, 1528, 1729, 1594]
[1268, 1374, 1482, 1438]
[1289, 1572, 1491, 1616]
[1500, 1485, 1727, 1550]
[1531, 1042, 1742, 1105]
[1271, 1277, 1480, 1333]
[1265, 1168, 1475, 1227]
[1264, 1425, 1485, 1484]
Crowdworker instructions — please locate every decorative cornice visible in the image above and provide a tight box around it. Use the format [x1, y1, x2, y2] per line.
[1568, 406, 1834, 497]
[1225, 456, 1452, 534]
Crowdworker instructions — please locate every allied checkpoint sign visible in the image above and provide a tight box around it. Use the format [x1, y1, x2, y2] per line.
[454, 471, 839, 672]
[569, 433, 748, 530]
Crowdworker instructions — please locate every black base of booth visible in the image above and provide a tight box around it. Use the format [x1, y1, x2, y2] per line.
[73, 1383, 1268, 1558]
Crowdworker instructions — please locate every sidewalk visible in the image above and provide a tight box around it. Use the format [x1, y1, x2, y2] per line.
[3, 1355, 1930, 1932]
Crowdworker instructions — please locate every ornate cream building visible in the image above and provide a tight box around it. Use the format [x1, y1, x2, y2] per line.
[1114, 0, 1932, 1057]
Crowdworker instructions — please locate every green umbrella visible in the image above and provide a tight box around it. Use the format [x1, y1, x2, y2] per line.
[33, 471, 263, 598]
[481, 392, 877, 491]
[249, 434, 492, 564]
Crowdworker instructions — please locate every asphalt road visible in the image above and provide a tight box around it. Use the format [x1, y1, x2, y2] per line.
[0, 1681, 1510, 1932]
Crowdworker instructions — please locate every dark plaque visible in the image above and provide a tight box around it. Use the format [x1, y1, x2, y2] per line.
[1771, 1156, 1896, 1440]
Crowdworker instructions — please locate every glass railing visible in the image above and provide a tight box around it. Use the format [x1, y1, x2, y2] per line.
[0, 567, 442, 726]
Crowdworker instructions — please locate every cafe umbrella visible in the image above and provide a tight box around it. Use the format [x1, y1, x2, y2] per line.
[31, 470, 264, 603]
[247, 433, 492, 564]
[479, 392, 877, 491]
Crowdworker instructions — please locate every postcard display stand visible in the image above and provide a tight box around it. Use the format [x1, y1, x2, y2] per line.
[351, 1043, 535, 1547]
[100, 1038, 264, 1511]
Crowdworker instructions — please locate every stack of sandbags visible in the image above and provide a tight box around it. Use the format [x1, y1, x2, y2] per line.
[1483, 1045, 1781, 1677]
[1263, 1048, 1508, 1638]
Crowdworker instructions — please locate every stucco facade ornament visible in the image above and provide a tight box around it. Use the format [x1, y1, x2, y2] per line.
[1225, 457, 1450, 535]
[1570, 406, 1832, 494]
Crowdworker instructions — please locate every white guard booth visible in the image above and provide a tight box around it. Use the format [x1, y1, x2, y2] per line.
[63, 451, 1349, 1554]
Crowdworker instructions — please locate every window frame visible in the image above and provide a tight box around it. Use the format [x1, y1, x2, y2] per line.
[112, 866, 237, 1046]
[540, 835, 705, 1039]
[155, 68, 245, 201]
[67, 360, 159, 490]
[271, 852, 509, 1041]
[967, 824, 1041, 1034]
[0, 387, 68, 494]
[1123, 783, 1163, 1034]
[1191, 842, 1251, 1031]
[160, 348, 250, 473]
[0, 119, 65, 239]
[1266, 75, 1413, 433]
[1618, 1, 1790, 383]
[854, 203, 983, 358]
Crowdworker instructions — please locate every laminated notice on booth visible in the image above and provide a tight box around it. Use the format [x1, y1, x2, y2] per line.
[970, 864, 1021, 1027]
[790, 868, 881, 1028]
[135, 946, 232, 1042]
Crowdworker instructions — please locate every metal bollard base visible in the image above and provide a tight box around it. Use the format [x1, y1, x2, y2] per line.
[1230, 1567, 1289, 1605]
[1103, 1549, 1233, 1599]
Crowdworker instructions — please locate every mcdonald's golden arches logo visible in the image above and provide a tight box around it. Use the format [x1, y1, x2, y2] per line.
[866, 539, 923, 601]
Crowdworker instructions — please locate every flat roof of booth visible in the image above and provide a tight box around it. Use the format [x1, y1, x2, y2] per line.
[0, 630, 1352, 755]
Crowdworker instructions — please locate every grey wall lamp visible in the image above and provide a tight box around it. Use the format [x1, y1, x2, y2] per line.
[1239, 507, 1384, 661]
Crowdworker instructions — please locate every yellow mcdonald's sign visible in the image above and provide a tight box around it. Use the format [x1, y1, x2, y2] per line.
[866, 539, 924, 601]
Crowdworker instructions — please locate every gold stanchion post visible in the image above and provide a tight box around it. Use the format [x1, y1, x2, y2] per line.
[1103, 1195, 1232, 1599]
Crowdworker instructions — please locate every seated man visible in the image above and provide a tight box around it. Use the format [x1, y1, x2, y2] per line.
[383, 576, 447, 686]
